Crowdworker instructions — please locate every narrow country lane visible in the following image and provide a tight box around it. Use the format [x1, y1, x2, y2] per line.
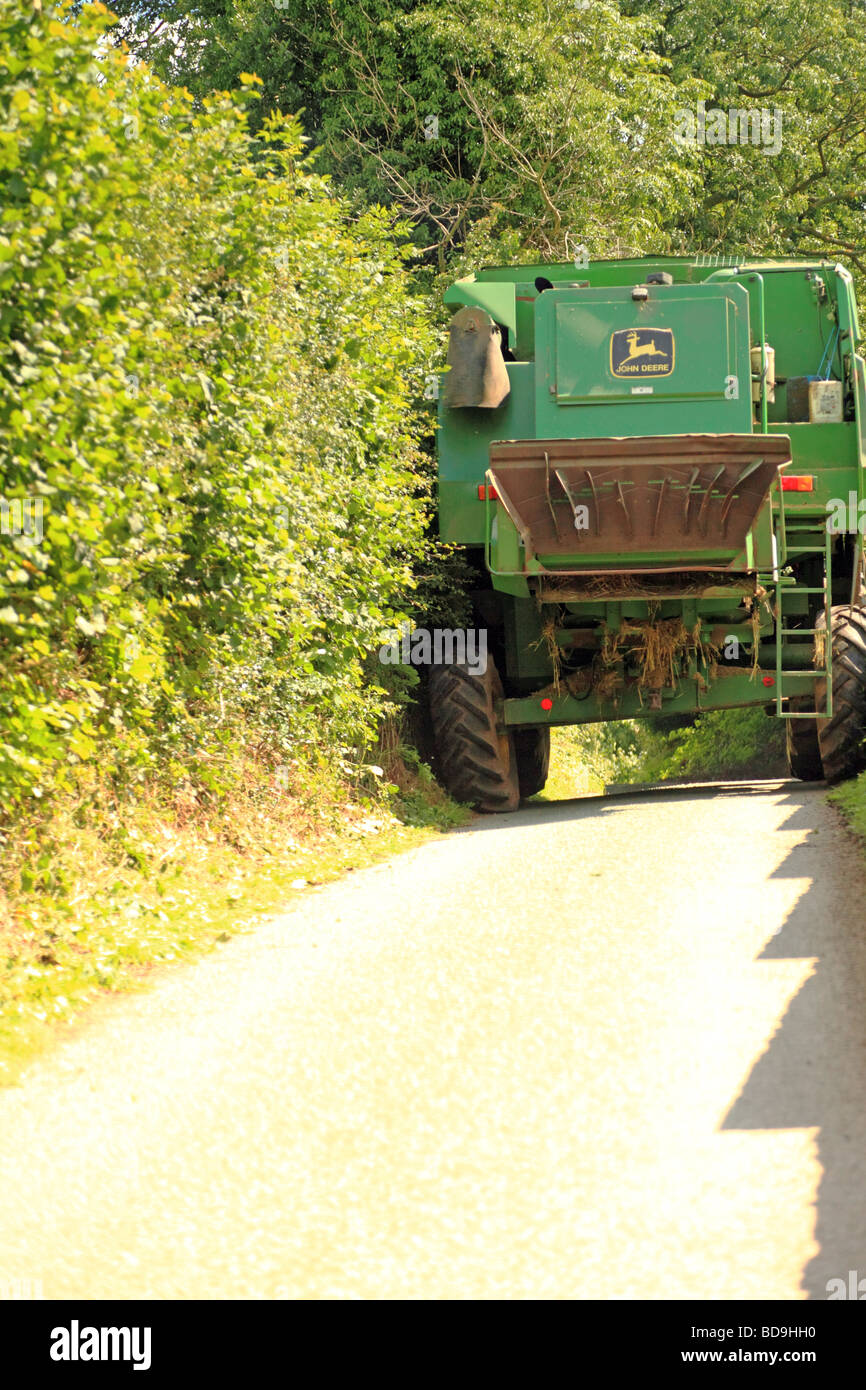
[2, 780, 866, 1300]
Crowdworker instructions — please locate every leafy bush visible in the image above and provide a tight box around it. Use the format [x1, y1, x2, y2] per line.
[0, 1, 436, 841]
[543, 721, 648, 797]
[640, 706, 787, 781]
[546, 705, 787, 798]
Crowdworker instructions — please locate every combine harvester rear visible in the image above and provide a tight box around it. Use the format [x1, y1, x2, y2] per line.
[430, 256, 866, 809]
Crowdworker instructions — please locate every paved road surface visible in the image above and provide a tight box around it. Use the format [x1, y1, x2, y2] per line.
[2, 779, 866, 1299]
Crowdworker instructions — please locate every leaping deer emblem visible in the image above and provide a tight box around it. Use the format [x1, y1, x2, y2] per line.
[624, 330, 666, 360]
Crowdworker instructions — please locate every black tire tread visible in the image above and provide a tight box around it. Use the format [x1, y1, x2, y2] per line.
[815, 605, 866, 784]
[785, 698, 824, 782]
[513, 727, 551, 798]
[428, 659, 520, 812]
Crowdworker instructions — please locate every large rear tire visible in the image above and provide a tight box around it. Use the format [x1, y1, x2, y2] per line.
[513, 727, 550, 798]
[815, 604, 866, 784]
[428, 656, 520, 812]
[785, 698, 824, 782]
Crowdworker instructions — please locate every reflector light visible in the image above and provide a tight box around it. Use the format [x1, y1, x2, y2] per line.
[780, 476, 814, 492]
[541, 697, 553, 711]
[762, 676, 775, 687]
[477, 484, 498, 500]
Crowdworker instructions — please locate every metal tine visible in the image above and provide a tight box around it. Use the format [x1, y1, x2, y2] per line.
[616, 480, 633, 537]
[488, 470, 533, 552]
[544, 451, 565, 542]
[719, 457, 764, 534]
[584, 468, 600, 536]
[553, 467, 586, 538]
[652, 474, 668, 538]
[697, 464, 727, 535]
[682, 467, 700, 532]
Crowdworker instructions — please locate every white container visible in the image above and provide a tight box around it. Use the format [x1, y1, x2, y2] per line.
[809, 379, 843, 423]
[750, 344, 776, 403]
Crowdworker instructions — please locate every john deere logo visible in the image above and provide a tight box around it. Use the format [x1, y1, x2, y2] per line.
[610, 328, 674, 377]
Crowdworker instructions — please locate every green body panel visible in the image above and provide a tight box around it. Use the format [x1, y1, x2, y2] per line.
[504, 666, 823, 727]
[438, 364, 534, 545]
[443, 279, 518, 335]
[536, 282, 750, 432]
[436, 255, 866, 728]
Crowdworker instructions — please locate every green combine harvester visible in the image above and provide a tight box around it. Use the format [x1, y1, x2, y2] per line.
[430, 255, 866, 811]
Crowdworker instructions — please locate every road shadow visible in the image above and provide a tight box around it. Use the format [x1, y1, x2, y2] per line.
[722, 785, 866, 1299]
[459, 776, 801, 833]
[465, 777, 866, 1297]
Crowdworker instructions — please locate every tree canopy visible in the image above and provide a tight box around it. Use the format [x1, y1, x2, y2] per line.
[105, 0, 866, 272]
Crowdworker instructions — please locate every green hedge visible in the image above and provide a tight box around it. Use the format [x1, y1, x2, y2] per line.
[0, 2, 436, 832]
[641, 706, 787, 781]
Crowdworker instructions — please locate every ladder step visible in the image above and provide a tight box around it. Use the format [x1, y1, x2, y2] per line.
[779, 712, 829, 719]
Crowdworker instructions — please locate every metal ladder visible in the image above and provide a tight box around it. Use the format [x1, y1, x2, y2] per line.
[771, 489, 832, 718]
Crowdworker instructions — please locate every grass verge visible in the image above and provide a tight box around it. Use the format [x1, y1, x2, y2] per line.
[828, 770, 866, 844]
[0, 752, 467, 1087]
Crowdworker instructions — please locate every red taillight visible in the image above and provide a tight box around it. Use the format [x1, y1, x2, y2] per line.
[781, 476, 815, 492]
[477, 484, 498, 500]
[540, 697, 553, 711]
